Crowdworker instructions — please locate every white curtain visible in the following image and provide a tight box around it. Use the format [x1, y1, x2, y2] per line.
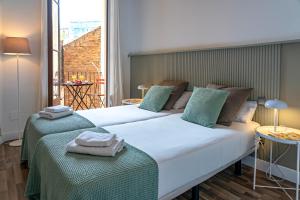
[37, 0, 48, 110]
[107, 0, 124, 106]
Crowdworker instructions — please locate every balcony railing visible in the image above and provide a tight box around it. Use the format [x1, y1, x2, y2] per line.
[53, 71, 106, 110]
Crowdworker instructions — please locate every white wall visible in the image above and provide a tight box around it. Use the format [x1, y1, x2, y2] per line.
[119, 0, 300, 96]
[131, 0, 300, 53]
[119, 0, 140, 98]
[1, 0, 41, 141]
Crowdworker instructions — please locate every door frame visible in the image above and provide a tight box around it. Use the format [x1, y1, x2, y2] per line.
[47, 0, 53, 106]
[47, 0, 108, 107]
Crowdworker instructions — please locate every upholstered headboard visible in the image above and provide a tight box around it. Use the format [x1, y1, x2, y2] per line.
[130, 44, 281, 125]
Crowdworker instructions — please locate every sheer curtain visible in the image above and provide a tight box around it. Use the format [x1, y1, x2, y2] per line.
[107, 0, 124, 106]
[37, 0, 48, 110]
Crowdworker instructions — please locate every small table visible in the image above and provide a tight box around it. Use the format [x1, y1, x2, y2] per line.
[63, 82, 94, 110]
[253, 126, 300, 200]
[121, 98, 143, 105]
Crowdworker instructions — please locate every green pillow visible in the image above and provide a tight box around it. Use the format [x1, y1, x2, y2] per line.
[139, 85, 173, 112]
[181, 87, 229, 128]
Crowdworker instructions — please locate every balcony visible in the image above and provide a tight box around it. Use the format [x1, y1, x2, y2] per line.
[53, 71, 106, 110]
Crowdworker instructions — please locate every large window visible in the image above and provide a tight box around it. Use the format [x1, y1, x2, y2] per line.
[48, 0, 107, 110]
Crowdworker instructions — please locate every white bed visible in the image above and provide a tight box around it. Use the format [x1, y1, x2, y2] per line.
[76, 104, 181, 127]
[103, 113, 260, 200]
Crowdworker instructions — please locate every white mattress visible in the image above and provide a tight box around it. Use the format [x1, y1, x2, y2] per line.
[103, 114, 260, 199]
[76, 104, 180, 127]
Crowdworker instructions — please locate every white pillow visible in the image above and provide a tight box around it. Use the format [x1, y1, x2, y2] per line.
[234, 101, 258, 123]
[173, 91, 192, 110]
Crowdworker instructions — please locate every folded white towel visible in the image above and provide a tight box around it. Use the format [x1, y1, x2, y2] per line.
[66, 137, 124, 157]
[39, 110, 73, 119]
[75, 131, 116, 147]
[44, 105, 71, 113]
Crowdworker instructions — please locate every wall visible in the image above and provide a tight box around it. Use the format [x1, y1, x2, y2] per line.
[63, 27, 101, 74]
[0, 0, 41, 141]
[130, 0, 300, 53]
[279, 42, 300, 169]
[121, 0, 300, 97]
[119, 0, 139, 98]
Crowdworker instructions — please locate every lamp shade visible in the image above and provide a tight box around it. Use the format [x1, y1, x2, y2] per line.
[137, 84, 149, 90]
[2, 37, 31, 55]
[265, 99, 288, 109]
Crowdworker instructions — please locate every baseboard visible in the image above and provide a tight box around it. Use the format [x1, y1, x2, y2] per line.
[242, 156, 298, 184]
[0, 130, 23, 144]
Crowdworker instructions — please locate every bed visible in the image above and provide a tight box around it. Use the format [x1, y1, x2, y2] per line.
[25, 113, 259, 200]
[76, 104, 180, 127]
[21, 104, 180, 163]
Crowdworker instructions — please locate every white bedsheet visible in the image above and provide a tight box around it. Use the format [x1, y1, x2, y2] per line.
[103, 114, 259, 199]
[76, 104, 180, 127]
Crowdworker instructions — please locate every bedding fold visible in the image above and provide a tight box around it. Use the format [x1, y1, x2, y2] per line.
[67, 137, 124, 157]
[21, 113, 95, 164]
[75, 131, 116, 147]
[39, 109, 73, 119]
[44, 105, 71, 113]
[25, 128, 158, 200]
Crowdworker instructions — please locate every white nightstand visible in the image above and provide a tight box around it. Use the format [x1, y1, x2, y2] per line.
[253, 126, 300, 200]
[121, 98, 143, 105]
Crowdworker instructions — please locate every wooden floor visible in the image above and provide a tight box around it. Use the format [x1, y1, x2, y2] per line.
[0, 143, 295, 200]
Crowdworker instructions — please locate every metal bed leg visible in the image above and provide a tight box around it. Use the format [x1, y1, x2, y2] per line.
[234, 160, 242, 176]
[191, 185, 199, 200]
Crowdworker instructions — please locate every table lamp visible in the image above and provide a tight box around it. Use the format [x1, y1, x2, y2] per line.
[137, 84, 149, 98]
[2, 37, 31, 147]
[265, 99, 288, 133]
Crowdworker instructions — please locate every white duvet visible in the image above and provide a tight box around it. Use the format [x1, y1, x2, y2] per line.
[76, 104, 180, 127]
[104, 114, 259, 199]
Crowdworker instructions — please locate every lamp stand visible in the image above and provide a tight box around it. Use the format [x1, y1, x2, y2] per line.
[9, 55, 22, 147]
[142, 89, 145, 99]
[273, 108, 278, 133]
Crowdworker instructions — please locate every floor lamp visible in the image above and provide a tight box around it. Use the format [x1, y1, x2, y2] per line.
[2, 37, 31, 147]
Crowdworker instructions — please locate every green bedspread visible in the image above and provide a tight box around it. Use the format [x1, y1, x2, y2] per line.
[25, 127, 159, 200]
[21, 113, 95, 164]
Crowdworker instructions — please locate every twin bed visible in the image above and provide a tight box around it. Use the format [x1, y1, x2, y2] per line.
[22, 92, 259, 200]
[21, 104, 180, 163]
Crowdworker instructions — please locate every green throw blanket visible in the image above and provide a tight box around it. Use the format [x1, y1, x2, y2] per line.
[21, 113, 95, 164]
[25, 127, 159, 200]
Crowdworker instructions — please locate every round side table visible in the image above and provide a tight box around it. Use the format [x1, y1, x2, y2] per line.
[253, 126, 300, 200]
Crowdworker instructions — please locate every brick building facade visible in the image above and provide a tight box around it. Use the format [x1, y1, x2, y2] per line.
[62, 27, 105, 109]
[63, 26, 101, 75]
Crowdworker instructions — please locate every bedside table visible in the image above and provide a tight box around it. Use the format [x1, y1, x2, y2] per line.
[253, 126, 300, 200]
[121, 98, 143, 105]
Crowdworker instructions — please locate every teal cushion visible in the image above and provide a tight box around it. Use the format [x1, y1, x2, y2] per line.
[139, 85, 173, 112]
[181, 87, 229, 128]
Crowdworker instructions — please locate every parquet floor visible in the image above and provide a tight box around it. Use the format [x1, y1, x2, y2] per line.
[0, 143, 295, 200]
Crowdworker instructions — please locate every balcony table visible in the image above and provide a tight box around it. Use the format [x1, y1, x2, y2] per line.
[63, 82, 94, 110]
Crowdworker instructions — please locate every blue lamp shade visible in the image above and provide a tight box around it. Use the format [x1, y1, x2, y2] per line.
[265, 99, 288, 109]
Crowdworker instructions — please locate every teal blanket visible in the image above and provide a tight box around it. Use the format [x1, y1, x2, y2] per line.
[25, 127, 159, 200]
[21, 113, 95, 164]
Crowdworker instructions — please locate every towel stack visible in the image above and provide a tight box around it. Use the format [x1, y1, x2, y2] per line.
[66, 131, 124, 157]
[39, 105, 73, 119]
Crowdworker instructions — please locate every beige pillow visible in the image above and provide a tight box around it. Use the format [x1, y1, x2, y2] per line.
[217, 87, 253, 126]
[159, 80, 189, 110]
[173, 91, 192, 110]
